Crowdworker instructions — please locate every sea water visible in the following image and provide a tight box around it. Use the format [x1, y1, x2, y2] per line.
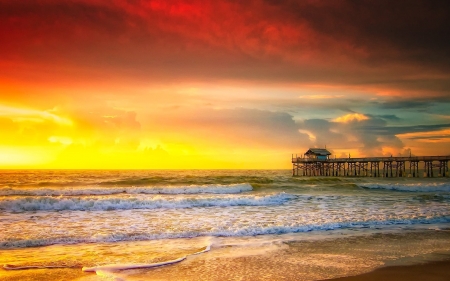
[1, 170, 450, 280]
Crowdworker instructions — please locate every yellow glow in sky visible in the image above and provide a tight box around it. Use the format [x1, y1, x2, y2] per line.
[0, 85, 449, 169]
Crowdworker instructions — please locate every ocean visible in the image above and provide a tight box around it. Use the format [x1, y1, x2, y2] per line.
[1, 170, 450, 281]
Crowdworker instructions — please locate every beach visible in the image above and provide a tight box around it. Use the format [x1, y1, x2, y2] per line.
[1, 170, 450, 280]
[324, 259, 450, 281]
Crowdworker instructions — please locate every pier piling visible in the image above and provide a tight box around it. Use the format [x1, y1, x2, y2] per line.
[292, 154, 450, 178]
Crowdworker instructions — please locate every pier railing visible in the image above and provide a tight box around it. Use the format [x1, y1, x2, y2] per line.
[292, 155, 450, 163]
[291, 155, 450, 177]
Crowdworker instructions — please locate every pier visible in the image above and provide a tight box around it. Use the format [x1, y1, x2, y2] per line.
[292, 149, 450, 177]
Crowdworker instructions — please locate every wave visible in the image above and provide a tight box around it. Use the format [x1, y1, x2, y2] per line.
[97, 176, 179, 186]
[0, 192, 295, 212]
[359, 182, 450, 192]
[82, 256, 187, 273]
[0, 183, 253, 196]
[81, 244, 211, 273]
[2, 216, 449, 249]
[4, 244, 212, 277]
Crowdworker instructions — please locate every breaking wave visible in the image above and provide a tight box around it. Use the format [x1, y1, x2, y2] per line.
[359, 182, 450, 192]
[0, 183, 253, 196]
[4, 244, 212, 276]
[0, 192, 295, 212]
[2, 216, 450, 249]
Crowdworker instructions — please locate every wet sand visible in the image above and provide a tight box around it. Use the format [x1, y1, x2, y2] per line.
[2, 259, 450, 281]
[323, 259, 450, 281]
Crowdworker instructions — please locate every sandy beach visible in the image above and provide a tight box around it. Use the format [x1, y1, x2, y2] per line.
[324, 259, 450, 281]
[3, 256, 450, 281]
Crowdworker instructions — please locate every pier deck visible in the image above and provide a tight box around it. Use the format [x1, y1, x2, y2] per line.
[292, 155, 450, 177]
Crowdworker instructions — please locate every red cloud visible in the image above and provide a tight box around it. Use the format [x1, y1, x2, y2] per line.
[1, 0, 449, 96]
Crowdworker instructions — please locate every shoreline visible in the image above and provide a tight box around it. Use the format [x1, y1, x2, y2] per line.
[2, 250, 450, 281]
[322, 259, 450, 281]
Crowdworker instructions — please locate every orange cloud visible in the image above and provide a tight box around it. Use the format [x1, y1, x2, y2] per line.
[397, 129, 450, 143]
[333, 113, 369, 123]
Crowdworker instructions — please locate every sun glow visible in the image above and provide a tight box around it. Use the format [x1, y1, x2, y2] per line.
[0, 99, 292, 168]
[0, 146, 51, 167]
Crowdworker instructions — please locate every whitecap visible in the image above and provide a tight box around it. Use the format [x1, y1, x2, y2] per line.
[0, 183, 253, 196]
[0, 192, 296, 212]
[358, 182, 450, 192]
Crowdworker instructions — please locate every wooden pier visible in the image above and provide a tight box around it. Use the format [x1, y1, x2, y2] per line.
[292, 153, 450, 178]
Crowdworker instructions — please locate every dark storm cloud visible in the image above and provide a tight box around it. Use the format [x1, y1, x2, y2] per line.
[371, 97, 450, 117]
[1, 0, 449, 96]
[360, 123, 450, 136]
[301, 118, 348, 146]
[372, 100, 433, 110]
[298, 115, 401, 155]
[297, 116, 450, 156]
[368, 115, 401, 121]
[281, 0, 450, 68]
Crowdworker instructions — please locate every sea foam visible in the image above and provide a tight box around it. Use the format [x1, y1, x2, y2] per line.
[0, 183, 253, 196]
[82, 244, 211, 273]
[0, 192, 296, 212]
[5, 243, 212, 277]
[359, 182, 450, 192]
[81, 256, 187, 272]
[2, 216, 450, 249]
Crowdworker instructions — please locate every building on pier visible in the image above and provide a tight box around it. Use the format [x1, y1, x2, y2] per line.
[292, 148, 449, 178]
[304, 148, 331, 161]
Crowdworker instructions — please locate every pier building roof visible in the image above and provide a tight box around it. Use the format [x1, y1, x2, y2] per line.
[304, 148, 331, 156]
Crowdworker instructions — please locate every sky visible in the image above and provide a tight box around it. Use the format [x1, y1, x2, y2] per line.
[1, 0, 450, 169]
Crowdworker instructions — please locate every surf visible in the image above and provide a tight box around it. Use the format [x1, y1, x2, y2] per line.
[0, 192, 296, 212]
[0, 183, 253, 196]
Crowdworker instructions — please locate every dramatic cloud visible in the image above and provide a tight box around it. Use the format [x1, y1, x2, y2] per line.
[1, 0, 449, 92]
[334, 113, 370, 123]
[143, 107, 306, 149]
[297, 115, 442, 157]
[0, 0, 449, 168]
